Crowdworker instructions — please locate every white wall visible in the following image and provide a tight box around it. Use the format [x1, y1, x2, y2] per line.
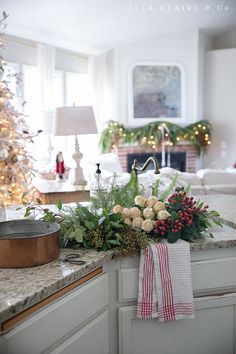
[202, 48, 236, 169]
[111, 31, 200, 127]
[213, 27, 236, 50]
[196, 31, 213, 121]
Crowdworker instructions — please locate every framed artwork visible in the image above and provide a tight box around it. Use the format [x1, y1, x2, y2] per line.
[129, 63, 185, 124]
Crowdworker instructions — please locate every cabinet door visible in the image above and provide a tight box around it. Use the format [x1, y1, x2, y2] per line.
[119, 295, 236, 354]
[2, 274, 108, 354]
[51, 310, 109, 354]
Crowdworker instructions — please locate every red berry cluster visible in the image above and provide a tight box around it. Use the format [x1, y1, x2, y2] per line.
[153, 218, 170, 236]
[152, 191, 210, 238]
[168, 191, 209, 229]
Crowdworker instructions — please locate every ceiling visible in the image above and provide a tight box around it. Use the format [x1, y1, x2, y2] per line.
[1, 0, 236, 54]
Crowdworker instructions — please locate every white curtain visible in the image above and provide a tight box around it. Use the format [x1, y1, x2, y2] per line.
[34, 44, 56, 169]
[37, 43, 55, 112]
[90, 52, 115, 132]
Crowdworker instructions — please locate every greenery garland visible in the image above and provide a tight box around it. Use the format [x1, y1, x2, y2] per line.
[24, 171, 221, 257]
[99, 119, 212, 156]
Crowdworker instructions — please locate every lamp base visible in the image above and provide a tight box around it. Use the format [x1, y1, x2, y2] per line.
[70, 167, 87, 186]
[70, 136, 87, 186]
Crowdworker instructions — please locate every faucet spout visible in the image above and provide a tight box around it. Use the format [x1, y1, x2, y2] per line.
[131, 156, 160, 175]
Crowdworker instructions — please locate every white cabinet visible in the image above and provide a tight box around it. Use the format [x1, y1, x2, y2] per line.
[1, 245, 236, 354]
[116, 247, 236, 354]
[119, 296, 236, 354]
[1, 273, 109, 354]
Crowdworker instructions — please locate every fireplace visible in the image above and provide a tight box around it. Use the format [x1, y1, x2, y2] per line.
[117, 143, 196, 173]
[127, 152, 186, 173]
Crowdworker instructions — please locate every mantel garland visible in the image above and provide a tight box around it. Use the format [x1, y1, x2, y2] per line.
[99, 119, 212, 156]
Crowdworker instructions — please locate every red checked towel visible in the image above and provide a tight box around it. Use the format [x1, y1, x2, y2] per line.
[137, 239, 194, 321]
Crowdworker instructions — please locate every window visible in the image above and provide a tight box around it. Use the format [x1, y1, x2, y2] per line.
[5, 60, 94, 170]
[65, 72, 92, 106]
[52, 70, 64, 108]
[23, 64, 40, 128]
[3, 62, 23, 112]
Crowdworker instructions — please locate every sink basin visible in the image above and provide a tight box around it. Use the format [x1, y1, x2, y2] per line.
[0, 220, 60, 268]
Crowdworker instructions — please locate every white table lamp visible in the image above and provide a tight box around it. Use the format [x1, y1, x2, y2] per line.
[53, 106, 97, 185]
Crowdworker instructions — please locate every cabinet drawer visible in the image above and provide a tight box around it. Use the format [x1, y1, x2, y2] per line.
[51, 310, 109, 354]
[118, 257, 236, 302]
[3, 273, 108, 354]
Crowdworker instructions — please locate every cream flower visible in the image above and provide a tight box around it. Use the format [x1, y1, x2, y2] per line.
[158, 210, 171, 220]
[124, 218, 132, 226]
[122, 208, 131, 218]
[153, 201, 166, 214]
[134, 195, 146, 208]
[130, 207, 142, 219]
[132, 217, 144, 228]
[146, 196, 158, 208]
[143, 207, 155, 220]
[141, 219, 154, 232]
[113, 204, 123, 214]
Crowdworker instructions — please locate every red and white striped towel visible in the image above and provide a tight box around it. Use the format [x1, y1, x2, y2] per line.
[137, 239, 194, 322]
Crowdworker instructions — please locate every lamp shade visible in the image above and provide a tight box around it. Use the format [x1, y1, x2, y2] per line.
[53, 106, 97, 136]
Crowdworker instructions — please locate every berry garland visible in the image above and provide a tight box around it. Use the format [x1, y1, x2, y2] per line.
[100, 119, 212, 156]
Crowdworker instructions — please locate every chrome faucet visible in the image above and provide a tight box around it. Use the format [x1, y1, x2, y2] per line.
[131, 156, 160, 175]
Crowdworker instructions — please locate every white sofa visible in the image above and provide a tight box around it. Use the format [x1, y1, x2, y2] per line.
[196, 168, 236, 195]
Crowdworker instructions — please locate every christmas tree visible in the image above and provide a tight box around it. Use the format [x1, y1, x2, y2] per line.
[0, 12, 38, 207]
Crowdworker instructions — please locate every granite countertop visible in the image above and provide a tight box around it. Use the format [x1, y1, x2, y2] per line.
[200, 194, 236, 229]
[0, 194, 236, 327]
[0, 249, 113, 327]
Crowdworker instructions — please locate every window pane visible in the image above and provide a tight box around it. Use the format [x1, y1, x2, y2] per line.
[23, 64, 40, 128]
[53, 70, 64, 108]
[65, 72, 91, 106]
[3, 62, 22, 111]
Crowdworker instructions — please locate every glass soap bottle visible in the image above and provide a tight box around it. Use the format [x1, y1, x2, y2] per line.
[90, 163, 106, 198]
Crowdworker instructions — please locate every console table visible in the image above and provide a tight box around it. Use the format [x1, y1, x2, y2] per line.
[33, 179, 90, 204]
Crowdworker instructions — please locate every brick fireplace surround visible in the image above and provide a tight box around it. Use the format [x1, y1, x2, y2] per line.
[117, 143, 197, 173]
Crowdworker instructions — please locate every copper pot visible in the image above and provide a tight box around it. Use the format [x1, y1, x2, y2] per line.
[0, 220, 60, 268]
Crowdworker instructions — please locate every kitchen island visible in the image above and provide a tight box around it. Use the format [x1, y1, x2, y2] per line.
[0, 194, 236, 354]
